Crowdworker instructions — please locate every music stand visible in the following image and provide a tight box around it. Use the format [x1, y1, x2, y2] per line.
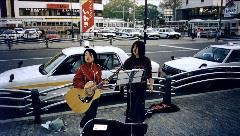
[117, 69, 147, 124]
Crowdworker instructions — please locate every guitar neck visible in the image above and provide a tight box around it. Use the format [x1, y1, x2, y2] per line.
[93, 66, 122, 90]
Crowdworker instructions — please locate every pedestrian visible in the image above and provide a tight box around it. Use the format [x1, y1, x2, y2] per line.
[197, 28, 201, 38]
[122, 40, 153, 123]
[73, 48, 103, 133]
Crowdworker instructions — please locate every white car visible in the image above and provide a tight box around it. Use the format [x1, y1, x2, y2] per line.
[0, 46, 160, 92]
[96, 29, 116, 38]
[140, 28, 160, 39]
[23, 29, 40, 39]
[158, 28, 181, 39]
[119, 28, 141, 37]
[162, 42, 240, 75]
[0, 30, 17, 40]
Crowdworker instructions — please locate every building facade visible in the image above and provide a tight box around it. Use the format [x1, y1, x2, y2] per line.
[0, 0, 104, 29]
[177, 0, 228, 20]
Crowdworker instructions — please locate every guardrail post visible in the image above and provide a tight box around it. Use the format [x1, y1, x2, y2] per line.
[109, 37, 113, 45]
[31, 89, 42, 124]
[45, 37, 49, 48]
[7, 39, 12, 50]
[163, 76, 172, 105]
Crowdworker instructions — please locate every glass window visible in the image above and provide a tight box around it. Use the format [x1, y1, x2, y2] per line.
[53, 55, 83, 76]
[43, 52, 66, 75]
[226, 50, 240, 63]
[97, 53, 121, 70]
[194, 46, 230, 63]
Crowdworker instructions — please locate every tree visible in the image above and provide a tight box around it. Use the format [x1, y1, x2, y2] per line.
[135, 4, 160, 27]
[159, 0, 181, 21]
[103, 0, 136, 21]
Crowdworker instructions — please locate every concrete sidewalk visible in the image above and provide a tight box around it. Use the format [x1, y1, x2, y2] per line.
[0, 88, 239, 136]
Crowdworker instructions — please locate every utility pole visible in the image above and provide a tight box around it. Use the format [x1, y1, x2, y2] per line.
[144, 0, 148, 44]
[133, 0, 136, 28]
[217, 0, 223, 41]
[71, 0, 74, 40]
[218, 0, 223, 31]
[79, 0, 83, 46]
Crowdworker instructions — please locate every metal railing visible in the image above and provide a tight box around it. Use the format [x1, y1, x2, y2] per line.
[1, 65, 239, 123]
[158, 65, 240, 106]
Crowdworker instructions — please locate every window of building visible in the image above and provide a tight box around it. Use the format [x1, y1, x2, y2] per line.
[201, 0, 204, 3]
[186, 0, 188, 5]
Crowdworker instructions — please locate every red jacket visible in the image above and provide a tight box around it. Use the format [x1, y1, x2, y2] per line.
[73, 63, 102, 89]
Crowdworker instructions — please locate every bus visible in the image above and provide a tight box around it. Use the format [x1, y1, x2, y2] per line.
[188, 19, 240, 36]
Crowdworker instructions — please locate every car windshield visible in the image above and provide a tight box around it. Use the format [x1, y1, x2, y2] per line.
[3, 30, 15, 34]
[43, 52, 66, 74]
[193, 46, 230, 63]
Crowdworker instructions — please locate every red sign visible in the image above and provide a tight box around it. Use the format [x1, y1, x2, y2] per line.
[47, 4, 69, 9]
[82, 0, 94, 32]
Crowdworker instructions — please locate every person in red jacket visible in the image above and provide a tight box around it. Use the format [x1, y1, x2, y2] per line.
[73, 48, 102, 130]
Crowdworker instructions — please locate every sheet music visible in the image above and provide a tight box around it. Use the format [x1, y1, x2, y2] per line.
[117, 69, 144, 85]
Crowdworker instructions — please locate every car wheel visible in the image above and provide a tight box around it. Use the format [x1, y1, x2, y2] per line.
[166, 34, 169, 39]
[175, 35, 179, 39]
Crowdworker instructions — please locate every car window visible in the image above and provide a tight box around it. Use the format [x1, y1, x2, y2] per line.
[226, 50, 240, 63]
[193, 46, 230, 63]
[53, 55, 83, 76]
[52, 53, 121, 76]
[97, 53, 121, 70]
[43, 52, 66, 74]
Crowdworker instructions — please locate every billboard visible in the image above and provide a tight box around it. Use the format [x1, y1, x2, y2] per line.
[81, 0, 94, 33]
[224, 0, 238, 17]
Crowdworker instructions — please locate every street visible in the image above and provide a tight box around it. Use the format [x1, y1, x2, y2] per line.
[0, 37, 220, 73]
[0, 38, 226, 119]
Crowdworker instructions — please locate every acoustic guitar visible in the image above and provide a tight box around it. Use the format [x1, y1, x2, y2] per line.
[65, 66, 122, 113]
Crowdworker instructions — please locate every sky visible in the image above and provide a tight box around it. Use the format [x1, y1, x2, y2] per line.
[103, 0, 160, 6]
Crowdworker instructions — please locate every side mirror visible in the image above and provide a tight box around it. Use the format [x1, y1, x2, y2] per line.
[9, 74, 14, 82]
[171, 56, 175, 60]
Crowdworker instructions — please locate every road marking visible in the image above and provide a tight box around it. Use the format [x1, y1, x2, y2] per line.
[0, 57, 51, 62]
[159, 44, 199, 50]
[0, 45, 199, 62]
[145, 49, 198, 54]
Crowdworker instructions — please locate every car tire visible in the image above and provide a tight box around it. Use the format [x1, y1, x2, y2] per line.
[175, 35, 179, 39]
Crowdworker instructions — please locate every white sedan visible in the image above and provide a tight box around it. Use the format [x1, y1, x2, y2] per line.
[162, 42, 240, 75]
[0, 46, 160, 92]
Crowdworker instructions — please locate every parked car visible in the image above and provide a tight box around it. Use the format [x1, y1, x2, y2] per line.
[23, 29, 40, 39]
[14, 28, 25, 39]
[157, 28, 181, 39]
[46, 29, 59, 40]
[139, 28, 159, 39]
[0, 30, 17, 40]
[162, 42, 240, 75]
[96, 29, 116, 38]
[0, 46, 160, 93]
[118, 28, 141, 37]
